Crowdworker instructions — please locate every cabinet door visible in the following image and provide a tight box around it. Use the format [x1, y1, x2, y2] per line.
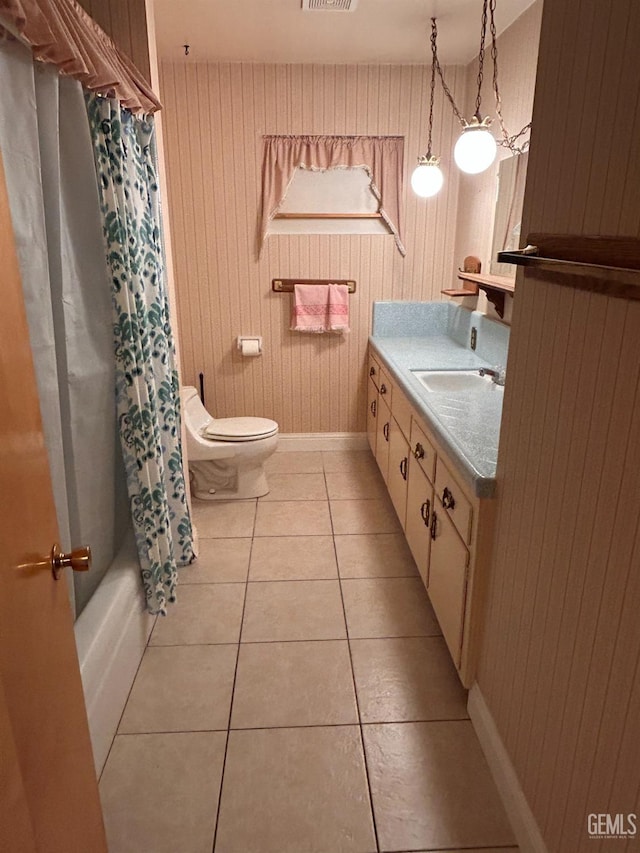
[375, 396, 391, 482]
[428, 502, 469, 669]
[387, 417, 409, 527]
[405, 457, 433, 586]
[367, 378, 378, 455]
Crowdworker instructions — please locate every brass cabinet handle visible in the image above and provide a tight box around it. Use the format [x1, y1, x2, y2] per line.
[400, 458, 408, 481]
[383, 422, 390, 441]
[370, 400, 377, 417]
[430, 510, 438, 541]
[380, 383, 387, 395]
[369, 366, 376, 377]
[414, 442, 425, 460]
[442, 486, 456, 510]
[421, 499, 430, 528]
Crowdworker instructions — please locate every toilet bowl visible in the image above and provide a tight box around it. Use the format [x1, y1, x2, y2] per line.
[181, 386, 278, 500]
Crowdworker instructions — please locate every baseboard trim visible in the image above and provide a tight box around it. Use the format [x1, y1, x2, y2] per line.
[468, 684, 549, 853]
[275, 433, 369, 452]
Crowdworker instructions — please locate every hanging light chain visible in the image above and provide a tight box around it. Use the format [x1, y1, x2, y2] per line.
[431, 18, 466, 127]
[489, 0, 531, 153]
[474, 0, 489, 118]
[425, 19, 439, 156]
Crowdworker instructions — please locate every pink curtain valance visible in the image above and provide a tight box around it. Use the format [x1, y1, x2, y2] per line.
[260, 134, 406, 256]
[0, 0, 161, 114]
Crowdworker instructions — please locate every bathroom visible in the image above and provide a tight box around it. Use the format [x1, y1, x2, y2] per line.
[2, 1, 640, 852]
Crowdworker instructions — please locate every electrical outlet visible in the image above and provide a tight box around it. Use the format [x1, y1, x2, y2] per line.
[470, 326, 477, 350]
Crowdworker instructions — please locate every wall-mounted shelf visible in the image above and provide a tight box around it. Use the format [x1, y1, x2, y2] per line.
[441, 271, 515, 319]
[498, 234, 640, 301]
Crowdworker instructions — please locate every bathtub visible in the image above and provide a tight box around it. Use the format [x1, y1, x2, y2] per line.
[74, 532, 155, 776]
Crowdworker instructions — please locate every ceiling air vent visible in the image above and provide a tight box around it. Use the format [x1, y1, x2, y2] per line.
[302, 0, 359, 11]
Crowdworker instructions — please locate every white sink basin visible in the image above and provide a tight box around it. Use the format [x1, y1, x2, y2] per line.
[412, 369, 502, 393]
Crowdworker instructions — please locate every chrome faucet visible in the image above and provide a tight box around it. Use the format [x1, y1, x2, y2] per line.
[479, 367, 506, 386]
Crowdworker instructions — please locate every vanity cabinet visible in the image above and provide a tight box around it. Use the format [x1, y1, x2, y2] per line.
[387, 418, 409, 525]
[367, 344, 496, 687]
[428, 499, 470, 668]
[405, 457, 433, 586]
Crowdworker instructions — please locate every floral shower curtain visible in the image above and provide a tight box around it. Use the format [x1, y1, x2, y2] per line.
[85, 93, 194, 615]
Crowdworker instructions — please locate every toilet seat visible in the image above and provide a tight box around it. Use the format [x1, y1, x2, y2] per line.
[202, 416, 278, 442]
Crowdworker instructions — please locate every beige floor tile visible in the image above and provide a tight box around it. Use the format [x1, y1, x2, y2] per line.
[242, 580, 346, 642]
[150, 583, 245, 646]
[335, 533, 419, 578]
[216, 726, 376, 853]
[265, 450, 324, 474]
[100, 731, 225, 853]
[331, 498, 401, 535]
[325, 468, 388, 500]
[119, 645, 237, 733]
[231, 640, 358, 728]
[260, 472, 328, 501]
[180, 538, 251, 583]
[363, 721, 516, 852]
[249, 535, 337, 580]
[350, 637, 468, 723]
[322, 449, 378, 473]
[341, 578, 441, 639]
[191, 499, 256, 538]
[254, 500, 332, 536]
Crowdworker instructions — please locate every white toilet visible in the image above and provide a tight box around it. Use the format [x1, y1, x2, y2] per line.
[181, 385, 279, 500]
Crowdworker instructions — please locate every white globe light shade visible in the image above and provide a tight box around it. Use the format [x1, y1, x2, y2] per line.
[411, 162, 444, 198]
[454, 126, 497, 174]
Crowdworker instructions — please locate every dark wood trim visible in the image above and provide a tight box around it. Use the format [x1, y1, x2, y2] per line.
[527, 233, 640, 270]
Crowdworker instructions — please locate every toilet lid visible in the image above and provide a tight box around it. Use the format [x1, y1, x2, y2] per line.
[202, 417, 278, 442]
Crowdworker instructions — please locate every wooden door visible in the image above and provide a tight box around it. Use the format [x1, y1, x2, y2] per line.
[0, 154, 107, 851]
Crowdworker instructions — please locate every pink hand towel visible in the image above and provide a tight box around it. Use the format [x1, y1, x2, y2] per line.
[327, 283, 350, 333]
[290, 283, 350, 334]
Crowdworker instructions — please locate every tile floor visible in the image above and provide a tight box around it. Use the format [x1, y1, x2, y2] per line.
[100, 449, 518, 853]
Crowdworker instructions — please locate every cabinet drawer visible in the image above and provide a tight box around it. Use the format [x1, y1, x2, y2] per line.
[435, 457, 473, 544]
[392, 389, 413, 442]
[368, 353, 381, 388]
[377, 366, 393, 408]
[409, 420, 437, 484]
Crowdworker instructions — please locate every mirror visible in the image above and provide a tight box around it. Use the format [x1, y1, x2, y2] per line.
[490, 151, 529, 277]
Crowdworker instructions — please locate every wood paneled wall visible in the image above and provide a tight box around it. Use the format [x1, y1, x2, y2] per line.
[159, 61, 465, 432]
[478, 2, 640, 851]
[77, 0, 151, 83]
[453, 1, 542, 290]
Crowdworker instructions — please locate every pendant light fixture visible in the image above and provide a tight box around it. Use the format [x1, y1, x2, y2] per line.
[411, 18, 444, 198]
[453, 0, 497, 174]
[417, 0, 531, 188]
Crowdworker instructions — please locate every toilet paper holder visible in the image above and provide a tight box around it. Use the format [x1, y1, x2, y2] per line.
[237, 336, 262, 356]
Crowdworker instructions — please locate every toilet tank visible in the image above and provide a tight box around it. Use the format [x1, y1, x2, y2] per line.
[180, 386, 211, 433]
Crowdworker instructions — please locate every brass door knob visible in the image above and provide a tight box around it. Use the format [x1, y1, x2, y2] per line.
[51, 544, 92, 579]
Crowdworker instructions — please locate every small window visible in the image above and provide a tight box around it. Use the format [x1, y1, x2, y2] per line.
[269, 166, 390, 235]
[259, 135, 406, 256]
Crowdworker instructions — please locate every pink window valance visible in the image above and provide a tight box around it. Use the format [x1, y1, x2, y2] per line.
[260, 134, 406, 256]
